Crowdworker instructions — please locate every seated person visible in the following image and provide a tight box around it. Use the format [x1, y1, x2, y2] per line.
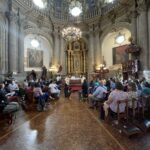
[88, 79, 95, 94]
[8, 80, 19, 95]
[141, 82, 150, 107]
[49, 80, 60, 99]
[127, 82, 138, 108]
[142, 82, 150, 96]
[64, 82, 71, 99]
[0, 84, 9, 112]
[103, 82, 128, 119]
[89, 81, 107, 108]
[33, 83, 49, 111]
[0, 83, 19, 113]
[79, 79, 88, 100]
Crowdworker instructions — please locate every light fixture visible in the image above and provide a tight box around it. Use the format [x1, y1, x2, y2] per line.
[115, 33, 125, 44]
[49, 65, 58, 72]
[105, 0, 114, 3]
[62, 26, 82, 42]
[69, 0, 82, 17]
[31, 39, 40, 48]
[33, 0, 47, 9]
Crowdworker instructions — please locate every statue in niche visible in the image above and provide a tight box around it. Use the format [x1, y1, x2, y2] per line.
[75, 61, 79, 68]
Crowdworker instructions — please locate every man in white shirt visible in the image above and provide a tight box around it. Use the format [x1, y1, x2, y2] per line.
[49, 80, 60, 99]
[8, 80, 19, 92]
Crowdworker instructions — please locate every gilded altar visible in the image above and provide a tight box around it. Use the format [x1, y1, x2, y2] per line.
[66, 39, 87, 75]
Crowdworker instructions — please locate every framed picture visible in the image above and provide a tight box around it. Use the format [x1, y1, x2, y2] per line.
[27, 49, 43, 68]
[113, 45, 129, 64]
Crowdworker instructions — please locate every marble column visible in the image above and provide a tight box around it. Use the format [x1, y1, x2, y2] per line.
[7, 12, 18, 73]
[88, 30, 94, 73]
[138, 4, 149, 70]
[18, 21, 24, 73]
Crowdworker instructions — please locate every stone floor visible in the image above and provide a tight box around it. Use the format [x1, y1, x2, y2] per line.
[0, 93, 150, 150]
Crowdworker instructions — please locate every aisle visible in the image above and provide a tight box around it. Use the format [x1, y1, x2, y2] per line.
[0, 93, 150, 150]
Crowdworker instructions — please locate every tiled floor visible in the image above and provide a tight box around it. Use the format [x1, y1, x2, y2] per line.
[0, 93, 150, 150]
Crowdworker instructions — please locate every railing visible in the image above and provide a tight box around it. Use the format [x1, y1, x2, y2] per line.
[14, 0, 121, 22]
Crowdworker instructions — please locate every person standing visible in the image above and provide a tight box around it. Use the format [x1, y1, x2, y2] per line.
[41, 66, 47, 80]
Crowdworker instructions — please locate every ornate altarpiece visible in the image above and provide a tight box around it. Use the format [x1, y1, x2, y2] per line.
[66, 39, 87, 75]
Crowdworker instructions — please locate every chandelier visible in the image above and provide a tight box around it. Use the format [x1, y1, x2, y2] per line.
[69, 0, 82, 17]
[62, 26, 82, 42]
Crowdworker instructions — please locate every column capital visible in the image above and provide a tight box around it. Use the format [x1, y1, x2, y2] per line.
[5, 11, 18, 23]
[137, 1, 148, 13]
[130, 10, 139, 18]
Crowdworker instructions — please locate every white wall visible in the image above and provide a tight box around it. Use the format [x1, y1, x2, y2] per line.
[102, 28, 131, 67]
[24, 34, 52, 71]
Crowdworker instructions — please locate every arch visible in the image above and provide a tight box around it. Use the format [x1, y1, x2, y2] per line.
[101, 25, 131, 67]
[100, 22, 131, 44]
[24, 27, 53, 46]
[24, 33, 53, 71]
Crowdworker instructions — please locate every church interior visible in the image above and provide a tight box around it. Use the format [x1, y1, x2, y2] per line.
[0, 0, 150, 149]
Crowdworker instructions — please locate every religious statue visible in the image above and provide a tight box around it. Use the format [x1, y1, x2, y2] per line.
[41, 66, 47, 80]
[57, 65, 62, 73]
[27, 70, 37, 81]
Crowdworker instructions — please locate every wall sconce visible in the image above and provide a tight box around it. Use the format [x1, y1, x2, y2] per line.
[31, 38, 40, 49]
[115, 32, 125, 44]
[105, 0, 114, 4]
[33, 0, 47, 9]
[49, 65, 58, 72]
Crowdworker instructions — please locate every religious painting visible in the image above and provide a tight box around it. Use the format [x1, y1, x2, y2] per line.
[27, 49, 43, 67]
[113, 45, 129, 64]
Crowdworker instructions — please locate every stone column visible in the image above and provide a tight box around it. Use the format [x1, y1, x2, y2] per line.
[7, 12, 18, 73]
[95, 30, 101, 66]
[131, 10, 138, 43]
[60, 37, 66, 74]
[88, 26, 94, 73]
[148, 6, 150, 67]
[53, 27, 59, 66]
[18, 21, 25, 73]
[138, 4, 149, 70]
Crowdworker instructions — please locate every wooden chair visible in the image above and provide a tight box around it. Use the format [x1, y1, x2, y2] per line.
[117, 99, 142, 137]
[23, 91, 36, 110]
[132, 96, 150, 132]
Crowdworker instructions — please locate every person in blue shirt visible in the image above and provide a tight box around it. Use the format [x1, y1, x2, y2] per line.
[142, 82, 150, 96]
[88, 81, 107, 108]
